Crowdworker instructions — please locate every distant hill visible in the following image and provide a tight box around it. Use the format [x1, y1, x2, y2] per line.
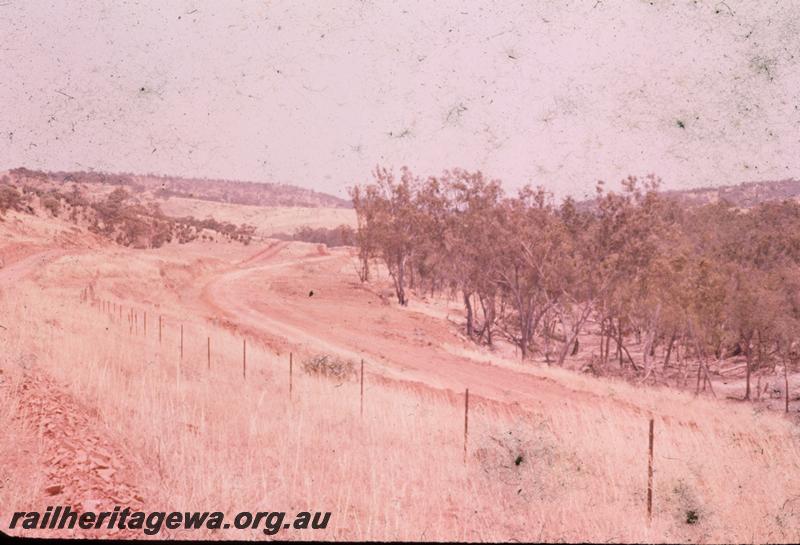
[4, 167, 352, 209]
[6, 167, 799, 211]
[570, 177, 800, 211]
[663, 178, 800, 208]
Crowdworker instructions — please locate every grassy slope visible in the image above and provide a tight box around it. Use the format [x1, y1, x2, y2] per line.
[0, 213, 799, 542]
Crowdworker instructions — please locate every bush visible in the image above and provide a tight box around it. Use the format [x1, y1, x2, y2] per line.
[0, 184, 22, 214]
[41, 195, 61, 217]
[302, 354, 357, 381]
[291, 225, 355, 247]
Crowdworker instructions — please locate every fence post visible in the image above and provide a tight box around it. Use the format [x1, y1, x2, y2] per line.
[242, 339, 247, 379]
[647, 417, 655, 524]
[464, 388, 470, 464]
[360, 359, 364, 417]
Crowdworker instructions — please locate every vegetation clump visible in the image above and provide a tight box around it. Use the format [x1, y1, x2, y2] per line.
[1, 173, 256, 248]
[351, 166, 800, 396]
[273, 224, 355, 247]
[302, 354, 357, 381]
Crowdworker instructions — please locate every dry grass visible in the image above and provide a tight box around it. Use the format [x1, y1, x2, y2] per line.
[0, 365, 46, 514]
[2, 279, 800, 542]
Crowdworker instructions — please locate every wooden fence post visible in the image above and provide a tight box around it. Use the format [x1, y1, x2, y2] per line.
[647, 417, 655, 524]
[464, 388, 470, 464]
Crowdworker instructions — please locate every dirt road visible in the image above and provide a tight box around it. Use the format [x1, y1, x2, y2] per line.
[200, 243, 668, 419]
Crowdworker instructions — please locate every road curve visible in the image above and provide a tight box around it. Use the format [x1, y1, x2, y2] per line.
[199, 243, 677, 420]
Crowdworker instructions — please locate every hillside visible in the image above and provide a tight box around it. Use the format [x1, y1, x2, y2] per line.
[8, 167, 800, 213]
[2, 228, 799, 542]
[5, 167, 351, 209]
[663, 178, 800, 208]
[2, 168, 800, 542]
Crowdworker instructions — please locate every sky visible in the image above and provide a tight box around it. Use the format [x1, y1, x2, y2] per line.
[1, 1, 799, 200]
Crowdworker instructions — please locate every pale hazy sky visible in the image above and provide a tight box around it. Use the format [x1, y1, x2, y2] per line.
[1, 1, 799, 199]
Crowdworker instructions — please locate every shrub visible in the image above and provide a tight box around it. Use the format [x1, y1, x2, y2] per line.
[291, 224, 355, 247]
[0, 184, 22, 214]
[41, 195, 62, 217]
[302, 354, 357, 381]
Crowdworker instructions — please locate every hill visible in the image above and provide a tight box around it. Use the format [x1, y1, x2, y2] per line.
[4, 167, 351, 209]
[663, 178, 800, 208]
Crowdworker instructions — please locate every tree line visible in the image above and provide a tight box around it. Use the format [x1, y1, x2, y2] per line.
[350, 167, 800, 399]
[272, 225, 356, 247]
[0, 177, 256, 248]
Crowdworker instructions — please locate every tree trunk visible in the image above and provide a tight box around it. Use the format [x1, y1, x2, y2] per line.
[599, 318, 606, 364]
[642, 332, 655, 376]
[391, 256, 407, 306]
[556, 329, 578, 366]
[744, 343, 752, 401]
[478, 294, 495, 346]
[663, 333, 676, 369]
[518, 309, 529, 360]
[463, 291, 474, 338]
[785, 361, 790, 414]
[703, 363, 716, 398]
[359, 252, 370, 282]
[695, 359, 703, 395]
[677, 341, 687, 389]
